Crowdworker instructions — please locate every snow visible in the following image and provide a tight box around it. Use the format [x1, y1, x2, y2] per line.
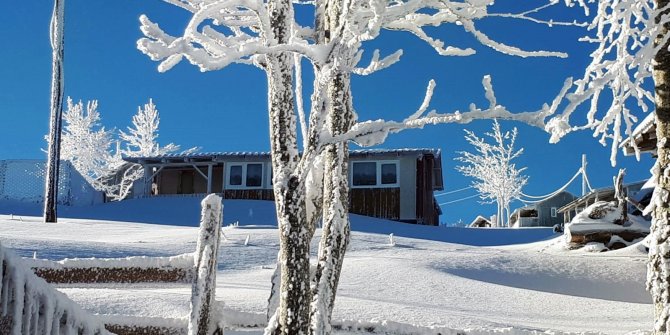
[0, 197, 653, 334]
[566, 201, 651, 236]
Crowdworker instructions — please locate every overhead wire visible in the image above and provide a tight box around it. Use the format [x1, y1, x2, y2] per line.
[435, 186, 473, 197]
[518, 168, 584, 203]
[439, 194, 479, 205]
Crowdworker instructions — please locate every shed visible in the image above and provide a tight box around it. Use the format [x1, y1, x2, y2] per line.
[469, 215, 492, 228]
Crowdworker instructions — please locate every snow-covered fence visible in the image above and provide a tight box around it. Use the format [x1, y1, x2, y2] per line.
[0, 160, 103, 206]
[23, 195, 224, 335]
[0, 241, 113, 335]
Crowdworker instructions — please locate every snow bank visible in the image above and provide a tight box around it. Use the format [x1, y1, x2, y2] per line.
[25, 253, 194, 270]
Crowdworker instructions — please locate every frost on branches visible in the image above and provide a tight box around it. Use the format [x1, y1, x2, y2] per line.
[138, 0, 589, 334]
[104, 99, 190, 201]
[56, 98, 190, 202]
[548, 0, 670, 166]
[456, 120, 527, 228]
[59, 98, 114, 191]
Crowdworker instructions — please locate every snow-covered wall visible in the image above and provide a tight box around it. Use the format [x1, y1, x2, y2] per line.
[0, 160, 103, 206]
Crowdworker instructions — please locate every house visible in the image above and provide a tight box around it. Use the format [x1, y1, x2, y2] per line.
[469, 215, 492, 228]
[621, 112, 656, 157]
[509, 191, 576, 228]
[557, 180, 647, 223]
[123, 148, 444, 225]
[0, 159, 103, 206]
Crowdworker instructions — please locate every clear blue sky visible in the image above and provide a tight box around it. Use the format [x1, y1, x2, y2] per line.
[0, 2, 655, 224]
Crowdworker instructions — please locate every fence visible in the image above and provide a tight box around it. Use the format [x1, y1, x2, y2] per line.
[1, 194, 224, 335]
[0, 160, 103, 206]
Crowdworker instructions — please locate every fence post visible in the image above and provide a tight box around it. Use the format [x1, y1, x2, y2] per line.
[188, 194, 223, 335]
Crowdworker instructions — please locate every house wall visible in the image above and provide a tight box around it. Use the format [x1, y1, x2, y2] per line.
[536, 192, 576, 227]
[415, 154, 439, 226]
[141, 154, 439, 224]
[398, 156, 417, 221]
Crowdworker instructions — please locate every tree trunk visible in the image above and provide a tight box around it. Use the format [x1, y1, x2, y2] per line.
[43, 0, 65, 223]
[264, 0, 312, 334]
[309, 1, 356, 334]
[648, 0, 670, 333]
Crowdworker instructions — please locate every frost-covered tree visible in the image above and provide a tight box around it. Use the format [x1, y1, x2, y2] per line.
[138, 1, 588, 333]
[104, 99, 184, 201]
[119, 99, 179, 157]
[59, 98, 114, 190]
[456, 120, 527, 228]
[539, 1, 670, 332]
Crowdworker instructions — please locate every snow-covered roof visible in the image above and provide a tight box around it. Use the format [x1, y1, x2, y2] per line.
[557, 180, 648, 213]
[620, 112, 656, 156]
[123, 148, 442, 164]
[629, 112, 656, 140]
[468, 215, 491, 227]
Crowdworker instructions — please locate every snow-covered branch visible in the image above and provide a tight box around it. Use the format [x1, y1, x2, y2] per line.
[382, 0, 570, 59]
[551, 0, 670, 166]
[326, 75, 573, 147]
[138, 0, 327, 72]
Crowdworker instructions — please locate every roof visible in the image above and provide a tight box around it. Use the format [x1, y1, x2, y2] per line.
[557, 180, 647, 213]
[621, 112, 656, 156]
[468, 215, 491, 227]
[123, 148, 442, 164]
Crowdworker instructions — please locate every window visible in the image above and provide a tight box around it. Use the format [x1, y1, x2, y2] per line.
[551, 207, 557, 218]
[352, 162, 376, 186]
[351, 161, 399, 188]
[246, 163, 262, 187]
[226, 163, 264, 189]
[381, 163, 397, 185]
[229, 165, 242, 186]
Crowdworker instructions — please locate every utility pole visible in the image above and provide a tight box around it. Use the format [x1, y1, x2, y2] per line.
[44, 0, 65, 223]
[581, 154, 587, 196]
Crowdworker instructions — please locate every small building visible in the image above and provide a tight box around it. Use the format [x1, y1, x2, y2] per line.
[557, 180, 647, 223]
[509, 191, 576, 228]
[469, 215, 492, 228]
[123, 148, 444, 225]
[621, 112, 657, 157]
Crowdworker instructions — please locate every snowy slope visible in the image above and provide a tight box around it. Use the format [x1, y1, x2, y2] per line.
[0, 198, 653, 334]
[0, 197, 556, 246]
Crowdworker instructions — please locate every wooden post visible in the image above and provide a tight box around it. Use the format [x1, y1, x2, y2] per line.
[188, 194, 223, 335]
[207, 165, 213, 194]
[43, 0, 65, 223]
[614, 168, 627, 225]
[581, 154, 587, 196]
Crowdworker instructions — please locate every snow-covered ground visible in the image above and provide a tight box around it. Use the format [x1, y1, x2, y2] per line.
[0, 198, 653, 334]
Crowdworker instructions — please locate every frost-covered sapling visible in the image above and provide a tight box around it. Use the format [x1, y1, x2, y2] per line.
[456, 120, 528, 228]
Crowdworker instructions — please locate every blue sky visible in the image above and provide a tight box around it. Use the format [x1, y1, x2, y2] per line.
[0, 2, 655, 224]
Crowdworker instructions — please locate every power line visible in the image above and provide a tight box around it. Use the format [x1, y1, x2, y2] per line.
[518, 168, 583, 203]
[435, 186, 473, 197]
[439, 194, 479, 205]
